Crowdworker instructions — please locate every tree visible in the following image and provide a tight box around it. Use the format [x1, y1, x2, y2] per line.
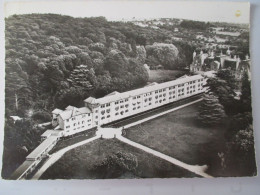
[90, 152, 138, 178]
[225, 125, 256, 176]
[205, 77, 238, 115]
[240, 71, 252, 112]
[198, 93, 226, 126]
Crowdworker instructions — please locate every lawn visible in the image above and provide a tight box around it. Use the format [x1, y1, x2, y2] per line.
[49, 128, 96, 154]
[124, 102, 227, 175]
[148, 69, 187, 83]
[41, 138, 199, 179]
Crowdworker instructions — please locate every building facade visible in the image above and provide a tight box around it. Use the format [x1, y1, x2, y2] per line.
[51, 74, 206, 137]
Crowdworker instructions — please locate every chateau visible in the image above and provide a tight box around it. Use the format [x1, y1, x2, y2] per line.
[50, 74, 206, 137]
[190, 48, 251, 80]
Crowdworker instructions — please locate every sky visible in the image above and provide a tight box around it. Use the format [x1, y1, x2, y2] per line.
[4, 0, 250, 24]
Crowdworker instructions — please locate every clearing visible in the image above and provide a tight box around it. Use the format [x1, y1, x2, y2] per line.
[124, 102, 227, 175]
[148, 69, 187, 83]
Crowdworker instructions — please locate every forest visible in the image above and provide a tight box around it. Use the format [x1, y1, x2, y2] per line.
[3, 14, 195, 178]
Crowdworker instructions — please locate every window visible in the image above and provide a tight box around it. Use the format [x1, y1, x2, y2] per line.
[155, 95, 158, 99]
[106, 103, 110, 107]
[82, 121, 85, 124]
[137, 96, 141, 98]
[115, 101, 119, 105]
[132, 103, 136, 106]
[163, 89, 166, 91]
[125, 110, 129, 113]
[101, 105, 105, 108]
[149, 103, 152, 105]
[125, 99, 129, 102]
[101, 110, 105, 115]
[88, 113, 90, 116]
[82, 114, 86, 118]
[74, 123, 76, 126]
[95, 110, 98, 113]
[95, 116, 98, 119]
[115, 106, 119, 111]
[144, 98, 147, 102]
[120, 111, 124, 115]
[107, 115, 110, 118]
[66, 125, 70, 128]
[149, 98, 152, 101]
[133, 107, 136, 110]
[125, 104, 129, 108]
[66, 119, 69, 122]
[163, 93, 166, 97]
[120, 100, 124, 103]
[137, 106, 141, 109]
[101, 117, 105, 120]
[115, 112, 119, 116]
[133, 97, 136, 100]
[155, 90, 158, 94]
[120, 105, 124, 108]
[106, 109, 110, 113]
[88, 119, 91, 122]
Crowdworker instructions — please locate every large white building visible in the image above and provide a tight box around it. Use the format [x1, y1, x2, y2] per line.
[51, 74, 206, 137]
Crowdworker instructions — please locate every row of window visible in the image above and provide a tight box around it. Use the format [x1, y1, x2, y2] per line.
[97, 78, 203, 110]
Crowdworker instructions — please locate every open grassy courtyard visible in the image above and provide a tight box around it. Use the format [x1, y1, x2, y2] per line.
[41, 138, 199, 179]
[124, 102, 227, 175]
[148, 69, 187, 83]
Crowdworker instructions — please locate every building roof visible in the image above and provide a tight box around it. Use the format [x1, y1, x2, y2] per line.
[51, 108, 63, 115]
[41, 130, 55, 137]
[59, 106, 91, 120]
[84, 74, 203, 105]
[26, 136, 58, 160]
[84, 97, 98, 104]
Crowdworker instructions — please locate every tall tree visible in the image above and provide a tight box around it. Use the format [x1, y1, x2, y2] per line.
[198, 93, 226, 126]
[240, 71, 252, 112]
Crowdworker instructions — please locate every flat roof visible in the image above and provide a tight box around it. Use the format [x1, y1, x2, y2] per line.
[41, 130, 55, 137]
[84, 74, 203, 105]
[26, 136, 58, 160]
[10, 160, 35, 180]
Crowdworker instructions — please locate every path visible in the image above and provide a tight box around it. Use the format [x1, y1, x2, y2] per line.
[31, 99, 210, 179]
[31, 136, 99, 180]
[117, 135, 213, 178]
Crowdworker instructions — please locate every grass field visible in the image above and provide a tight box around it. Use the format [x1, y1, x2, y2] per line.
[41, 138, 199, 179]
[124, 102, 227, 175]
[148, 69, 187, 83]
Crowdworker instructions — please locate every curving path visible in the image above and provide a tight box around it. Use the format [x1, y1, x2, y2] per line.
[31, 99, 212, 179]
[117, 135, 213, 178]
[31, 136, 99, 180]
